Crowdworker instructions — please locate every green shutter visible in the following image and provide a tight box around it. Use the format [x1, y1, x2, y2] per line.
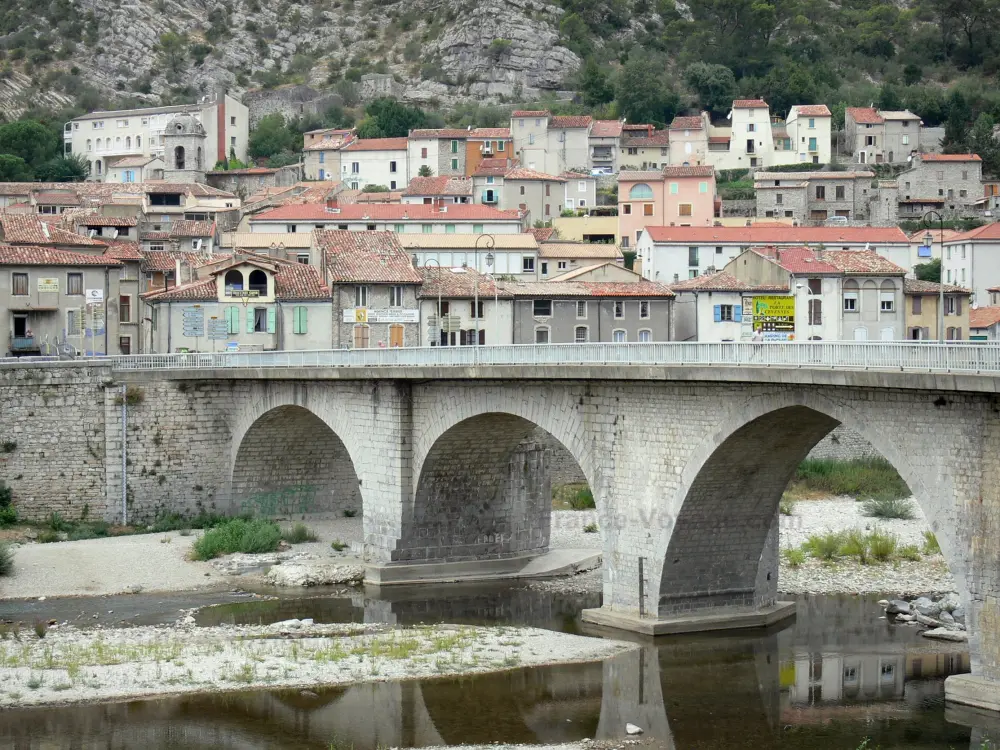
[473, 224, 483, 233]
[267, 307, 276, 334]
[294, 306, 307, 334]
[226, 306, 239, 334]
[247, 307, 255, 333]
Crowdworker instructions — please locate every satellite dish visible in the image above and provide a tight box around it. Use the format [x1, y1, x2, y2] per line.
[972, 302, 979, 310]
[907, 154, 913, 162]
[59, 343, 76, 358]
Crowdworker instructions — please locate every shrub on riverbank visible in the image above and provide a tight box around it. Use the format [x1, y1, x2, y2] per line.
[0, 542, 13, 575]
[793, 528, 913, 566]
[281, 523, 318, 544]
[861, 495, 915, 520]
[786, 458, 910, 500]
[192, 519, 281, 560]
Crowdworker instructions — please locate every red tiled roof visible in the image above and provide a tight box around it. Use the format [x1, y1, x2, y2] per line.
[500, 280, 674, 298]
[669, 271, 787, 292]
[315, 230, 423, 283]
[0, 244, 121, 266]
[903, 278, 970, 295]
[645, 226, 909, 244]
[662, 165, 714, 178]
[253, 203, 521, 222]
[971, 306, 1000, 329]
[408, 129, 470, 139]
[946, 223, 1000, 242]
[791, 105, 832, 117]
[512, 110, 550, 118]
[77, 215, 139, 227]
[708, 136, 731, 144]
[304, 136, 353, 152]
[591, 120, 623, 138]
[103, 240, 143, 260]
[0, 215, 106, 247]
[166, 220, 216, 238]
[528, 227, 555, 242]
[906, 229, 961, 243]
[401, 176, 473, 196]
[550, 115, 593, 129]
[469, 127, 510, 139]
[819, 250, 906, 275]
[669, 116, 704, 131]
[847, 107, 884, 125]
[140, 251, 201, 272]
[354, 190, 403, 203]
[753, 246, 840, 274]
[919, 153, 982, 162]
[141, 278, 215, 301]
[207, 167, 279, 175]
[504, 167, 566, 182]
[733, 99, 768, 109]
[618, 170, 663, 182]
[418, 266, 513, 298]
[341, 137, 408, 152]
[141, 231, 172, 241]
[35, 192, 81, 206]
[624, 132, 670, 147]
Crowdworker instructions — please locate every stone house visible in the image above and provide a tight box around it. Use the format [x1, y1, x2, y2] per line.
[509, 111, 593, 175]
[417, 266, 513, 346]
[465, 128, 512, 177]
[897, 153, 983, 219]
[303, 127, 353, 149]
[845, 107, 921, 165]
[205, 166, 301, 197]
[668, 115, 710, 167]
[1, 245, 126, 356]
[72, 215, 140, 244]
[407, 129, 470, 180]
[754, 170, 898, 226]
[401, 176, 473, 205]
[303, 136, 348, 181]
[669, 270, 789, 342]
[315, 230, 422, 349]
[589, 120, 624, 174]
[902, 278, 971, 340]
[140, 219, 218, 255]
[105, 155, 165, 183]
[141, 254, 331, 353]
[618, 166, 716, 249]
[339, 137, 409, 191]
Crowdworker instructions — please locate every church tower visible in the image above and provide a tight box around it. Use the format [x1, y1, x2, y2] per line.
[162, 113, 207, 183]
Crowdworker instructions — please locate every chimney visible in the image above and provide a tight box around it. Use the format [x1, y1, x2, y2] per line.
[174, 257, 182, 287]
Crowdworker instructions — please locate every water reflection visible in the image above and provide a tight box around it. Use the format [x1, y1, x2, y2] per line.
[0, 593, 979, 749]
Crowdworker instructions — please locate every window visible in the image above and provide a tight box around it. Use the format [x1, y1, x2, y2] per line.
[912, 296, 922, 315]
[522, 256, 535, 273]
[533, 299, 552, 317]
[297, 253, 310, 264]
[963, 170, 969, 180]
[747, 123, 756, 132]
[470, 300, 484, 318]
[293, 306, 308, 334]
[622, 204, 632, 215]
[643, 203, 654, 216]
[775, 193, 783, 205]
[451, 140, 458, 153]
[119, 295, 131, 323]
[937, 170, 945, 180]
[541, 261, 548, 276]
[629, 184, 654, 200]
[880, 294, 894, 312]
[960, 189, 968, 198]
[67, 272, 83, 296]
[815, 185, 826, 200]
[576, 300, 587, 318]
[808, 298, 822, 325]
[621, 236, 629, 248]
[529, 133, 534, 145]
[287, 224, 297, 233]
[394, 224, 405, 233]
[678, 204, 692, 217]
[669, 182, 679, 195]
[574, 326, 588, 343]
[545, 184, 551, 197]
[578, 180, 586, 193]
[351, 162, 359, 174]
[716, 305, 734, 322]
[451, 158, 458, 171]
[808, 278, 821, 295]
[520, 185, 525, 195]
[66, 308, 82, 336]
[355, 285, 369, 306]
[866, 135, 876, 146]
[534, 118, 541, 126]
[445, 224, 456, 233]
[473, 224, 483, 233]
[843, 288, 858, 312]
[639, 300, 650, 319]
[420, 147, 427, 158]
[248, 270, 268, 295]
[353, 324, 370, 348]
[497, 141, 505, 152]
[389, 160, 397, 173]
[614, 300, 625, 318]
[11, 272, 27, 296]
[715, 246, 723, 255]
[389, 285, 403, 307]
[835, 185, 845, 200]
[534, 327, 550, 343]
[945, 296, 957, 315]
[688, 247, 699, 266]
[902, 135, 909, 146]
[119, 336, 131, 355]
[612, 329, 626, 342]
[252, 307, 267, 333]
[422, 224, 432, 234]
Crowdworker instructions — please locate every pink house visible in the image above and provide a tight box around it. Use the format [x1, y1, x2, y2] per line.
[618, 165, 715, 249]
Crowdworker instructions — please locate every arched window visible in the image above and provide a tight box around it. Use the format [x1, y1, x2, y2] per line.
[629, 183, 654, 200]
[685, 142, 692, 154]
[879, 279, 896, 313]
[224, 270, 243, 293]
[88, 161, 93, 175]
[86, 139, 92, 152]
[843, 279, 859, 313]
[248, 270, 268, 295]
[125, 136, 131, 149]
[175, 146, 186, 170]
[106, 138, 112, 149]
[574, 325, 588, 343]
[196, 146, 202, 170]
[115, 136, 121, 148]
[353, 324, 370, 349]
[95, 160, 102, 176]
[136, 135, 141, 149]
[808, 298, 822, 325]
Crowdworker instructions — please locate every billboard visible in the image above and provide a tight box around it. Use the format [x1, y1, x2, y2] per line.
[742, 295, 795, 341]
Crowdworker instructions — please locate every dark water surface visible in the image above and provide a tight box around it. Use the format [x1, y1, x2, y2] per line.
[0, 586, 985, 749]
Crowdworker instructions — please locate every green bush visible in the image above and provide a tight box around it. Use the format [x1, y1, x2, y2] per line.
[37, 530, 60, 544]
[583, 521, 599, 533]
[779, 497, 795, 516]
[191, 518, 281, 560]
[568, 487, 596, 510]
[0, 543, 13, 576]
[791, 458, 910, 500]
[839, 528, 870, 565]
[802, 531, 844, 561]
[861, 496, 915, 520]
[782, 548, 805, 568]
[898, 544, 922, 561]
[281, 523, 318, 544]
[922, 530, 941, 555]
[0, 506, 16, 528]
[47, 512, 70, 532]
[331, 539, 349, 551]
[869, 529, 898, 562]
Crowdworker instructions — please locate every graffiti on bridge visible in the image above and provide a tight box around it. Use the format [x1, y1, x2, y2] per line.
[239, 484, 318, 517]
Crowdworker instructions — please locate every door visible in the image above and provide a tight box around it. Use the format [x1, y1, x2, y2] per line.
[853, 326, 868, 341]
[389, 324, 403, 348]
[12, 315, 27, 338]
[880, 327, 894, 340]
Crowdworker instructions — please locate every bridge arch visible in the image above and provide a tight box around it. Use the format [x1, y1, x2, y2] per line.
[230, 399, 364, 519]
[656, 389, 960, 617]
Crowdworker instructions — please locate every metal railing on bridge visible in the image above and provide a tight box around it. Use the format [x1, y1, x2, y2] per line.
[5, 342, 1000, 374]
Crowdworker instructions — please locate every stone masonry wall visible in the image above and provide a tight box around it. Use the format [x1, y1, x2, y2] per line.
[529, 427, 587, 486]
[806, 425, 882, 462]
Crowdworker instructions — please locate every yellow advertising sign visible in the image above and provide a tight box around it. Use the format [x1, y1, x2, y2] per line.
[354, 308, 368, 323]
[752, 295, 795, 318]
[37, 277, 59, 292]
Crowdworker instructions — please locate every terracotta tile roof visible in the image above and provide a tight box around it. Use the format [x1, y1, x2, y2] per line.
[623, 124, 655, 133]
[398, 234, 537, 250]
[591, 120, 623, 138]
[512, 110, 550, 118]
[971, 306, 1000, 329]
[550, 115, 593, 129]
[272, 262, 331, 300]
[919, 153, 982, 162]
[408, 128, 470, 139]
[546, 262, 627, 281]
[669, 270, 788, 293]
[341, 137, 408, 152]
[753, 246, 840, 274]
[528, 227, 554, 242]
[669, 116, 704, 131]
[791, 105, 832, 117]
[253, 203, 521, 222]
[354, 190, 403, 203]
[76, 214, 139, 227]
[945, 223, 1000, 242]
[906, 229, 961, 243]
[623, 132, 670, 147]
[102, 240, 143, 260]
[504, 167, 566, 182]
[537, 242, 622, 260]
[140, 251, 201, 272]
[0, 215, 106, 246]
[143, 183, 235, 197]
[501, 280, 674, 297]
[618, 170, 663, 182]
[469, 127, 511, 139]
[166, 220, 216, 238]
[473, 157, 517, 176]
[819, 250, 906, 275]
[35, 192, 81, 206]
[141, 231, 172, 241]
[401, 176, 473, 196]
[847, 107, 884, 125]
[644, 226, 909, 244]
[221, 232, 313, 250]
[108, 155, 158, 168]
[0, 244, 121, 266]
[708, 136, 731, 144]
[662, 165, 714, 178]
[304, 136, 353, 151]
[141, 278, 216, 300]
[733, 99, 768, 109]
[315, 230, 423, 283]
[418, 266, 512, 298]
[903, 278, 970, 295]
[880, 110, 921, 120]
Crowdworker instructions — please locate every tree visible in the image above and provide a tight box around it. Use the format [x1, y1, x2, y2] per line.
[878, 83, 903, 111]
[362, 184, 390, 193]
[417, 165, 433, 177]
[915, 258, 942, 283]
[580, 58, 614, 108]
[684, 63, 736, 115]
[247, 114, 299, 159]
[0, 154, 32, 181]
[355, 98, 427, 139]
[615, 56, 679, 127]
[968, 113, 1000, 176]
[943, 89, 973, 151]
[0, 120, 60, 172]
[157, 32, 188, 79]
[34, 154, 88, 181]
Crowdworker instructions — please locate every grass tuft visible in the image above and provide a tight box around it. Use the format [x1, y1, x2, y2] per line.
[779, 496, 795, 516]
[281, 523, 318, 544]
[330, 539, 349, 552]
[583, 521, 599, 534]
[868, 529, 898, 562]
[802, 531, 844, 561]
[191, 518, 281, 560]
[782, 548, 805, 568]
[33, 620, 47, 639]
[898, 544, 922, 561]
[567, 487, 596, 510]
[922, 530, 941, 555]
[861, 495, 915, 520]
[0, 543, 13, 576]
[788, 458, 910, 500]
[839, 528, 870, 565]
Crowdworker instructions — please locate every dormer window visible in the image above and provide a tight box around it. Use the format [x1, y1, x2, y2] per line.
[248, 269, 268, 295]
[224, 270, 243, 293]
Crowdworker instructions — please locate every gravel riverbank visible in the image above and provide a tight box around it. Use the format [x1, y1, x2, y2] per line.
[0, 621, 633, 708]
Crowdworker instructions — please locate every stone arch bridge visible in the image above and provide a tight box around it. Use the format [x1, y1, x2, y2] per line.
[1, 347, 999, 710]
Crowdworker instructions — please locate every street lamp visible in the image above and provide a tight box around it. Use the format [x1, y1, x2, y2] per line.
[475, 234, 495, 346]
[922, 210, 946, 343]
[423, 258, 442, 346]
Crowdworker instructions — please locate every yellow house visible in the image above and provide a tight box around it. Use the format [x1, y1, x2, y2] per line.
[551, 214, 618, 243]
[903, 278, 971, 340]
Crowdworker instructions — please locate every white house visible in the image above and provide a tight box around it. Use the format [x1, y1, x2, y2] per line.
[339, 137, 409, 192]
[706, 99, 775, 170]
[400, 234, 540, 280]
[669, 270, 789, 341]
[942, 223, 1000, 303]
[778, 105, 832, 166]
[417, 266, 514, 346]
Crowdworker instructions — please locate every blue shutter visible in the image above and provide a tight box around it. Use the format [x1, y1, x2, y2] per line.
[226, 306, 239, 334]
[734, 305, 742, 322]
[246, 307, 255, 333]
[266, 307, 276, 334]
[293, 306, 307, 334]
[713, 305, 722, 322]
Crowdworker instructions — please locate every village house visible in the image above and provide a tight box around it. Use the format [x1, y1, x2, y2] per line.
[401, 176, 473, 205]
[399, 234, 540, 281]
[465, 128, 512, 177]
[546, 261, 638, 283]
[621, 130, 671, 171]
[105, 155, 165, 184]
[668, 115, 710, 167]
[589, 120, 624, 174]
[509, 111, 593, 176]
[618, 166, 716, 249]
[725, 245, 906, 340]
[970, 305, 1000, 341]
[902, 278, 971, 340]
[417, 266, 513, 346]
[303, 127, 354, 149]
[206, 165, 301, 196]
[140, 219, 218, 255]
[537, 241, 623, 279]
[754, 170, 898, 226]
[941, 222, 1000, 302]
[669, 270, 790, 342]
[219, 232, 314, 264]
[550, 213, 618, 244]
[905, 228, 961, 275]
[303, 136, 349, 181]
[249, 202, 524, 235]
[407, 129, 470, 179]
[896, 154, 983, 219]
[314, 230, 422, 349]
[845, 107, 922, 165]
[780, 105, 833, 166]
[0, 214, 110, 254]
[637, 225, 911, 285]
[339, 137, 409, 191]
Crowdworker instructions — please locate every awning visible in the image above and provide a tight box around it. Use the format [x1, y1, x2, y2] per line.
[8, 307, 59, 312]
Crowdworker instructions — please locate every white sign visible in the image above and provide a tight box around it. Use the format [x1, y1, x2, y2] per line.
[38, 277, 58, 292]
[342, 308, 419, 324]
[85, 289, 104, 303]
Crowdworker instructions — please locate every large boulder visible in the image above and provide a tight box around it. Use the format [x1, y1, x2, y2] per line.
[265, 563, 364, 587]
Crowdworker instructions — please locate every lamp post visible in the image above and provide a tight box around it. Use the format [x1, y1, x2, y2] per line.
[424, 258, 441, 346]
[922, 210, 946, 343]
[475, 234, 495, 346]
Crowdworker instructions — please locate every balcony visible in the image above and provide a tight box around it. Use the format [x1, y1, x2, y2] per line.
[9, 335, 39, 354]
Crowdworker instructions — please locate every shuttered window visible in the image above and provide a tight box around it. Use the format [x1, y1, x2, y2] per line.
[293, 306, 308, 334]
